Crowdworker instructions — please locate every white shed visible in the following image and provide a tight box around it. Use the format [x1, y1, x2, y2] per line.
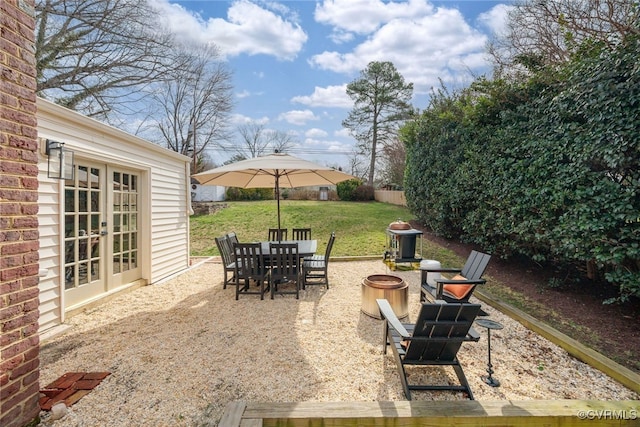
[36, 98, 192, 333]
[191, 179, 225, 202]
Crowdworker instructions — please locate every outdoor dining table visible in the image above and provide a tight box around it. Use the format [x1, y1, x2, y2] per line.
[258, 240, 317, 261]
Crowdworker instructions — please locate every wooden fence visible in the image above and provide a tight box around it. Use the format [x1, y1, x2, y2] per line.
[374, 190, 406, 206]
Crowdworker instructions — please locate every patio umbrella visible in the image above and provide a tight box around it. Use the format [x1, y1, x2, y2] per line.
[192, 153, 357, 229]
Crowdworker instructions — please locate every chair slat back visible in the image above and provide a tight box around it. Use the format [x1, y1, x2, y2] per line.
[235, 243, 264, 279]
[215, 235, 232, 266]
[292, 228, 312, 240]
[460, 250, 491, 280]
[405, 303, 481, 362]
[269, 243, 299, 279]
[268, 228, 288, 241]
[324, 232, 336, 259]
[227, 232, 239, 247]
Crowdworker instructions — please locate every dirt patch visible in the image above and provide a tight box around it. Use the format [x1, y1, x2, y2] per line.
[409, 220, 640, 374]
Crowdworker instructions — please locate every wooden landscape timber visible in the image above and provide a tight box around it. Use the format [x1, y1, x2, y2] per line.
[220, 400, 639, 427]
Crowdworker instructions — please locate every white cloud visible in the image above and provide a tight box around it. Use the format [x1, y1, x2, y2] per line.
[302, 137, 354, 155]
[278, 109, 319, 126]
[150, 0, 307, 60]
[291, 85, 352, 108]
[310, 7, 489, 93]
[334, 128, 351, 138]
[305, 128, 328, 138]
[478, 4, 512, 36]
[315, 0, 433, 34]
[230, 113, 269, 125]
[236, 90, 251, 99]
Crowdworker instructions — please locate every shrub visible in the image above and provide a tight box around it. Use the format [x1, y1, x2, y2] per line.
[353, 185, 375, 201]
[226, 187, 274, 201]
[337, 179, 363, 201]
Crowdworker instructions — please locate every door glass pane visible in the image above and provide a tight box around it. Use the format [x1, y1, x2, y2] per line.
[79, 215, 88, 234]
[65, 241, 75, 264]
[79, 262, 89, 284]
[113, 255, 121, 274]
[78, 166, 88, 189]
[65, 216, 75, 238]
[91, 260, 100, 280]
[113, 234, 121, 254]
[65, 189, 75, 212]
[91, 191, 99, 212]
[79, 238, 88, 261]
[90, 168, 100, 189]
[79, 190, 88, 212]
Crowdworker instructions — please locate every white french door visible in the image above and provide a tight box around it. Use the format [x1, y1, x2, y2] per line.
[63, 161, 140, 308]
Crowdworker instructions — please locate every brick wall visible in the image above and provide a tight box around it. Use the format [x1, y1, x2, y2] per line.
[0, 0, 41, 426]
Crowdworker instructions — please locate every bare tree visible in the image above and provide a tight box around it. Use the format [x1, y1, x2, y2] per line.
[35, 0, 179, 118]
[236, 123, 270, 158]
[150, 43, 234, 174]
[235, 124, 297, 158]
[381, 138, 406, 189]
[489, 0, 640, 75]
[345, 150, 368, 181]
[343, 61, 413, 186]
[268, 130, 297, 154]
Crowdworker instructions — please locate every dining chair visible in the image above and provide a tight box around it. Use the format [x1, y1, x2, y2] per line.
[268, 228, 288, 241]
[234, 242, 269, 300]
[292, 228, 312, 240]
[214, 235, 236, 289]
[226, 232, 239, 247]
[269, 242, 300, 299]
[303, 231, 335, 289]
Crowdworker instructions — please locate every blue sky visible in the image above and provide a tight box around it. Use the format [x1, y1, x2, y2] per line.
[150, 0, 512, 168]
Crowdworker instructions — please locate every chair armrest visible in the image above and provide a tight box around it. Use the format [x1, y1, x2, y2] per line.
[435, 278, 487, 285]
[421, 267, 462, 274]
[376, 299, 409, 338]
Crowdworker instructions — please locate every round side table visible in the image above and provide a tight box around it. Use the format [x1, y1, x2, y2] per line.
[475, 318, 503, 387]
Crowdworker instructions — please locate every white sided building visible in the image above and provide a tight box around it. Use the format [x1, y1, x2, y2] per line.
[36, 98, 192, 334]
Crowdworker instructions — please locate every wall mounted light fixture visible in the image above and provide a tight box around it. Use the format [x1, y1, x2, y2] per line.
[46, 139, 74, 180]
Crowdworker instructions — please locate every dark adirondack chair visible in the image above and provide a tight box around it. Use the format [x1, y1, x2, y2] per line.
[376, 298, 481, 400]
[269, 242, 300, 299]
[420, 250, 491, 303]
[234, 242, 269, 300]
[303, 231, 335, 289]
[215, 235, 236, 289]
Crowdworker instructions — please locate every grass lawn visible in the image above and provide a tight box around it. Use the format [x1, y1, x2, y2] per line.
[191, 200, 413, 257]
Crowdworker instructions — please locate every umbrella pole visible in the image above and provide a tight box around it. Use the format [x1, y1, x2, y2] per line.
[275, 174, 281, 232]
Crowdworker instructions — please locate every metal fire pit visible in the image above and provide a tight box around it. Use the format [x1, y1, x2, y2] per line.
[361, 274, 408, 319]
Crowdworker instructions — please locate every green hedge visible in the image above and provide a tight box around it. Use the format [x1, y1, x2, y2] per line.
[403, 37, 640, 302]
[226, 187, 274, 201]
